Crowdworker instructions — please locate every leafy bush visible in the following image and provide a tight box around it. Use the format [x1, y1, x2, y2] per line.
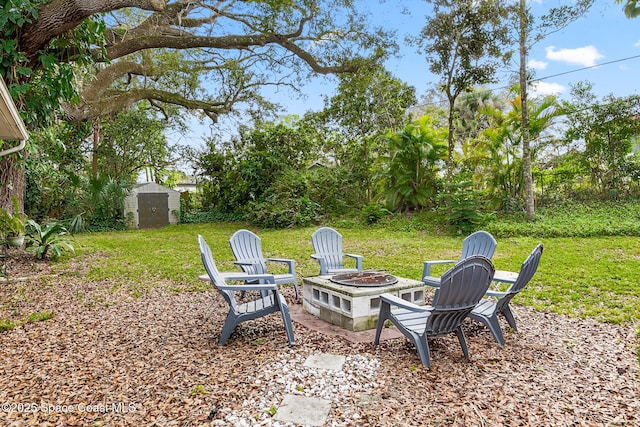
[180, 209, 245, 224]
[438, 180, 487, 234]
[25, 219, 75, 260]
[247, 196, 321, 228]
[360, 204, 391, 224]
[484, 200, 640, 238]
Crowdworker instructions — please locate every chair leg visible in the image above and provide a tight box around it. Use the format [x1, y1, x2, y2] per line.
[292, 279, 300, 302]
[279, 307, 295, 345]
[373, 301, 391, 345]
[501, 306, 518, 331]
[455, 327, 470, 359]
[218, 312, 239, 346]
[485, 315, 505, 346]
[415, 334, 432, 368]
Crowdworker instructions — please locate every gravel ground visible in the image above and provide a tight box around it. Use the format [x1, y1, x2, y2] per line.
[0, 254, 638, 426]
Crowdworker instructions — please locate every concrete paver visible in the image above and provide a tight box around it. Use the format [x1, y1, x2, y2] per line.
[274, 394, 332, 426]
[303, 352, 346, 370]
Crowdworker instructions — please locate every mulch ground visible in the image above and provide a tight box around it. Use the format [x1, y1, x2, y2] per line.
[0, 249, 638, 426]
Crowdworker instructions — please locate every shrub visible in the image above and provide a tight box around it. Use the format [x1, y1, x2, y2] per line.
[25, 219, 75, 260]
[360, 204, 391, 224]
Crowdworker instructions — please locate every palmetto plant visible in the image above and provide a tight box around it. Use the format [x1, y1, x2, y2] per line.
[379, 116, 448, 211]
[25, 220, 75, 260]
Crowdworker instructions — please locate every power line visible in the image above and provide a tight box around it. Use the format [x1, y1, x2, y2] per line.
[529, 54, 640, 83]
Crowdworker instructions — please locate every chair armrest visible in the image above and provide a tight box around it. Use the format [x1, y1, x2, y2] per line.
[344, 253, 363, 270]
[379, 293, 432, 313]
[265, 258, 297, 274]
[484, 289, 510, 298]
[422, 276, 441, 288]
[310, 254, 328, 275]
[221, 273, 276, 283]
[422, 259, 456, 277]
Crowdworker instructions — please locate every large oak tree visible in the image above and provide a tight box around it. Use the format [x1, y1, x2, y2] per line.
[1, 0, 391, 210]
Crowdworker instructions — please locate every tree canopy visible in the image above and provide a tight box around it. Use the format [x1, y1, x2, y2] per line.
[1, 0, 394, 212]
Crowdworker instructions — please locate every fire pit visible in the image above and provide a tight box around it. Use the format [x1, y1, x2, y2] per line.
[330, 271, 398, 287]
[302, 271, 425, 331]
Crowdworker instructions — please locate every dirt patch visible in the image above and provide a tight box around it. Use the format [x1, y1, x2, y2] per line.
[0, 253, 638, 426]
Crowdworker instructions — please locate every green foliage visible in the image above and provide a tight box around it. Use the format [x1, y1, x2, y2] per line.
[82, 175, 130, 231]
[25, 219, 75, 260]
[99, 108, 170, 180]
[616, 0, 640, 18]
[562, 84, 640, 198]
[0, 196, 27, 237]
[181, 210, 245, 224]
[360, 204, 391, 225]
[438, 178, 487, 234]
[0, 318, 16, 332]
[26, 310, 54, 323]
[379, 115, 448, 211]
[0, 0, 105, 127]
[484, 200, 640, 238]
[248, 195, 321, 229]
[24, 122, 92, 220]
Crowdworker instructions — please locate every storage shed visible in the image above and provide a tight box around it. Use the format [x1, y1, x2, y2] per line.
[124, 183, 180, 228]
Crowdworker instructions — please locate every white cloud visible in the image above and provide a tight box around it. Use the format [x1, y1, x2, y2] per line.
[634, 40, 640, 48]
[529, 81, 566, 98]
[528, 59, 548, 70]
[545, 45, 604, 67]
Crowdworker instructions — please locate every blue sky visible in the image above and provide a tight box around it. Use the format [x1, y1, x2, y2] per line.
[173, 1, 639, 148]
[322, 1, 639, 107]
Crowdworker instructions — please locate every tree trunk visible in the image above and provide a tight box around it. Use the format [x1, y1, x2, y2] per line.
[519, 0, 535, 222]
[20, 0, 166, 63]
[0, 153, 25, 214]
[92, 117, 101, 179]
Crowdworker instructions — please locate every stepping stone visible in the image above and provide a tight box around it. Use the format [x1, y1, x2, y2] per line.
[303, 352, 346, 370]
[274, 395, 331, 426]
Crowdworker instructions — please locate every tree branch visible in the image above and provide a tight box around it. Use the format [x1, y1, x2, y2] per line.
[20, 0, 166, 62]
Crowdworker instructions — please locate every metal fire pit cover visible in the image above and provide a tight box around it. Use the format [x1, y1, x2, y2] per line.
[330, 271, 398, 287]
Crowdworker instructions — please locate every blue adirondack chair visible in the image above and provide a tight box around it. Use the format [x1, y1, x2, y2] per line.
[229, 229, 299, 301]
[422, 230, 497, 287]
[374, 255, 495, 368]
[470, 244, 543, 346]
[310, 227, 363, 275]
[198, 235, 295, 346]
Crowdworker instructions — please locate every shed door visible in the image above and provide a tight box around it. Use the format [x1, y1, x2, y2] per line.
[137, 193, 169, 228]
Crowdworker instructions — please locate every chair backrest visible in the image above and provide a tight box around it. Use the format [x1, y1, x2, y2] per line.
[429, 255, 494, 335]
[496, 243, 543, 311]
[198, 235, 236, 309]
[460, 230, 497, 261]
[311, 227, 344, 270]
[229, 229, 267, 275]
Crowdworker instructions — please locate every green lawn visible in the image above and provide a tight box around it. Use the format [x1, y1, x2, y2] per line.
[65, 222, 640, 325]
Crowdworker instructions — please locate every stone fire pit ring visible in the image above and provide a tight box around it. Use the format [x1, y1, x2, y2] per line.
[329, 271, 398, 287]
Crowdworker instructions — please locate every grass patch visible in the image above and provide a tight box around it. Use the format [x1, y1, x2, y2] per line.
[26, 310, 55, 323]
[0, 318, 16, 332]
[67, 221, 640, 326]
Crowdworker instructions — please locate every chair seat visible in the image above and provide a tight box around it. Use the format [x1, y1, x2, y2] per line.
[236, 293, 287, 315]
[471, 298, 495, 317]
